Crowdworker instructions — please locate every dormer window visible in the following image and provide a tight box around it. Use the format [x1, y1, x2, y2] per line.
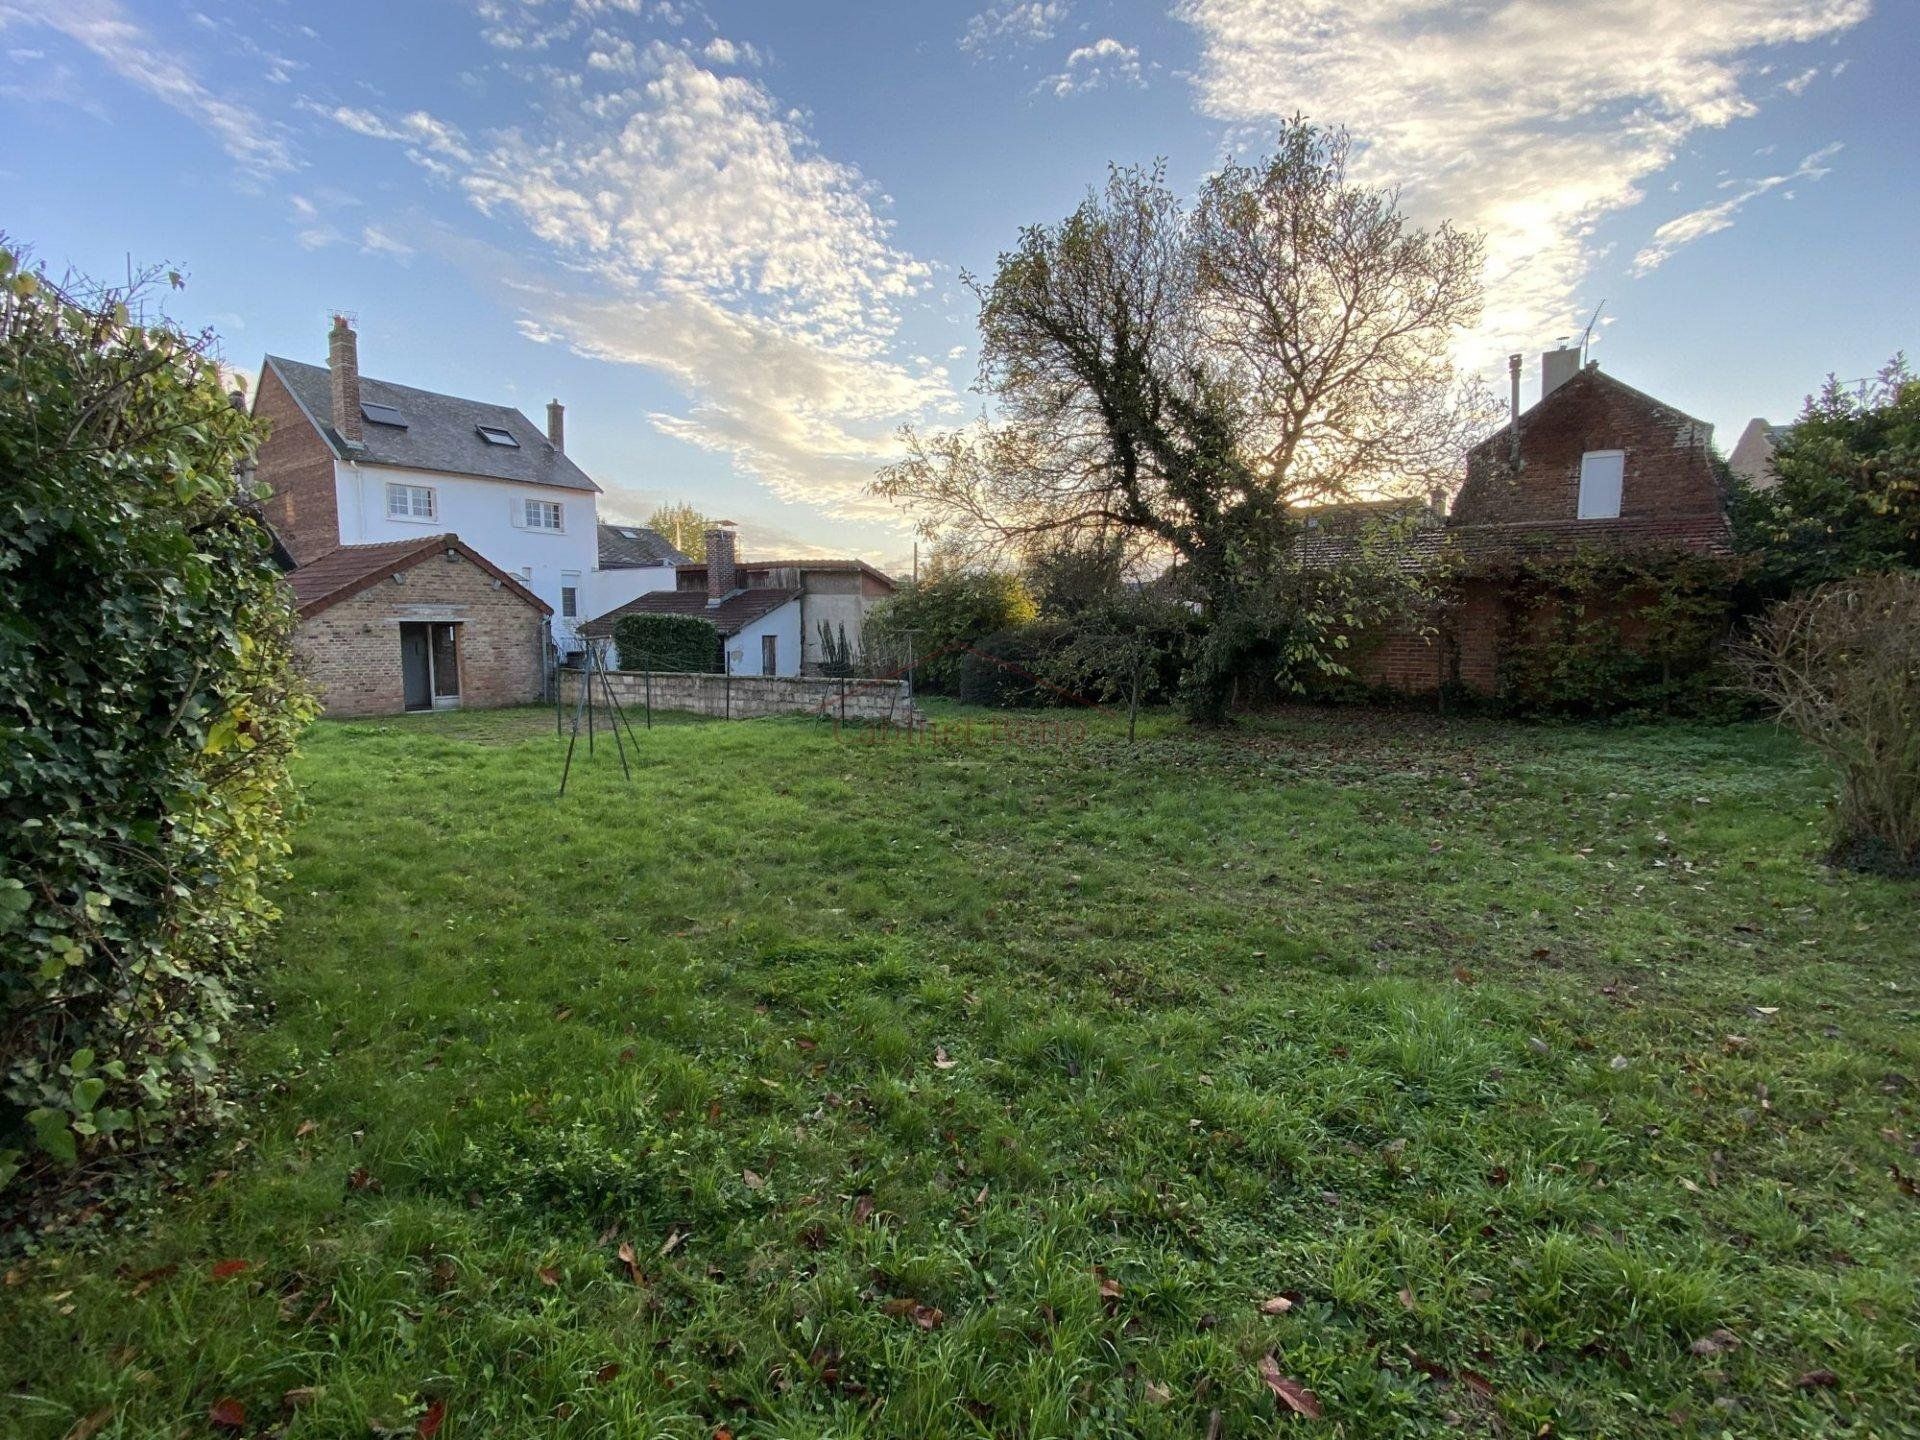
[1577, 450, 1624, 519]
[477, 424, 519, 447]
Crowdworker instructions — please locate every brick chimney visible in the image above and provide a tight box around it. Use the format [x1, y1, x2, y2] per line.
[546, 398, 565, 453]
[328, 315, 363, 448]
[705, 523, 738, 606]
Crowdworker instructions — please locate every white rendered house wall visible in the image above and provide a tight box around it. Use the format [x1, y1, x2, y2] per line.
[332, 460, 598, 630]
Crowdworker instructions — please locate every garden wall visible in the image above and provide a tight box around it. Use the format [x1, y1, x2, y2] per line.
[560, 669, 924, 727]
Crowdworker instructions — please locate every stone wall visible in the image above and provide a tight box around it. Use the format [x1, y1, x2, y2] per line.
[297, 550, 547, 717]
[561, 668, 923, 727]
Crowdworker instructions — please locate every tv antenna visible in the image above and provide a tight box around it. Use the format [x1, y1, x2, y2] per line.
[1579, 300, 1606, 361]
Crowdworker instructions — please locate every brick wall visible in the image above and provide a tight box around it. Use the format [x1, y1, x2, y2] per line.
[561, 669, 923, 727]
[254, 364, 341, 565]
[296, 550, 546, 717]
[1451, 368, 1724, 539]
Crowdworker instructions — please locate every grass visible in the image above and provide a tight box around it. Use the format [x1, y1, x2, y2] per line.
[4, 701, 1918, 1438]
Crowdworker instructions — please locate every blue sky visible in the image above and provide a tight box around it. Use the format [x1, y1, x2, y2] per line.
[2, 0, 1914, 567]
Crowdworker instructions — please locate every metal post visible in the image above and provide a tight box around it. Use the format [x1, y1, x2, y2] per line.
[644, 654, 653, 730]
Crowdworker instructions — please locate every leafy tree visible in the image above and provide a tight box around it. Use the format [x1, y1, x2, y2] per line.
[863, 566, 1037, 693]
[1044, 591, 1195, 739]
[876, 121, 1490, 722]
[645, 501, 722, 562]
[1, 248, 314, 1188]
[1023, 533, 1131, 618]
[1734, 356, 1919, 589]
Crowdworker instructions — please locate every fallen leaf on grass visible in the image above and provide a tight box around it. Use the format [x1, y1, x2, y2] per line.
[1459, 1370, 1495, 1401]
[1258, 1354, 1322, 1419]
[294, 1119, 318, 1139]
[62, 1407, 113, 1440]
[659, 1230, 685, 1256]
[594, 1363, 621, 1386]
[1796, 1369, 1839, 1389]
[282, 1386, 321, 1409]
[742, 1169, 764, 1191]
[1144, 1380, 1172, 1405]
[1892, 1164, 1919, 1199]
[880, 1297, 945, 1329]
[209, 1259, 251, 1281]
[129, 1263, 178, 1297]
[1688, 1329, 1740, 1357]
[537, 1266, 561, 1288]
[208, 1397, 246, 1431]
[933, 1046, 958, 1069]
[1096, 1270, 1123, 1304]
[1260, 1295, 1295, 1315]
[1398, 1287, 1416, 1311]
[417, 1397, 446, 1437]
[347, 1167, 381, 1192]
[851, 1194, 875, 1227]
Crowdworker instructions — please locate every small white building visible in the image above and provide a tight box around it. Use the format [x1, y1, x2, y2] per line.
[581, 524, 805, 676]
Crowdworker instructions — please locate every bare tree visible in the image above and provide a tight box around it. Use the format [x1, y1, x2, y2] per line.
[875, 120, 1489, 720]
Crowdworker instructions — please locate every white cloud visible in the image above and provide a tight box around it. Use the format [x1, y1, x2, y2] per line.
[961, 1, 1069, 55]
[518, 285, 948, 517]
[324, 32, 952, 518]
[1177, 0, 1869, 365]
[1040, 37, 1143, 97]
[1632, 142, 1840, 274]
[0, 0, 294, 175]
[359, 225, 417, 260]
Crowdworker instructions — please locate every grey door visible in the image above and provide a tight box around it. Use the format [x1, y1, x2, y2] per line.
[401, 624, 432, 711]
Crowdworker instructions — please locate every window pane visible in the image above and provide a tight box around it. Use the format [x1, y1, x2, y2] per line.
[387, 484, 408, 517]
[562, 587, 578, 618]
[1578, 451, 1623, 519]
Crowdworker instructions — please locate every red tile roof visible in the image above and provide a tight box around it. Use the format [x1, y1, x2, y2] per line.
[287, 534, 552, 619]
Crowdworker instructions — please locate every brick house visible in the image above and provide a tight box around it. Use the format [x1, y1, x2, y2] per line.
[289, 534, 551, 717]
[1350, 350, 1732, 696]
[252, 316, 602, 639]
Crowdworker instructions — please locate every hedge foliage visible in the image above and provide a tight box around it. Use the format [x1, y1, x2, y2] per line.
[0, 250, 314, 1190]
[612, 611, 720, 673]
[1484, 547, 1746, 719]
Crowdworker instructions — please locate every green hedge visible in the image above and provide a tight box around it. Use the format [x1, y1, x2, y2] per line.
[613, 612, 721, 673]
[1, 250, 314, 1190]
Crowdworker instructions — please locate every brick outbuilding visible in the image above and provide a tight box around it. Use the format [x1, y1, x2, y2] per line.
[1337, 356, 1734, 697]
[289, 534, 552, 717]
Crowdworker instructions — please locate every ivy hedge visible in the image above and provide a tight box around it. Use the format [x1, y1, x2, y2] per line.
[612, 612, 721, 673]
[1483, 547, 1748, 719]
[0, 250, 314, 1191]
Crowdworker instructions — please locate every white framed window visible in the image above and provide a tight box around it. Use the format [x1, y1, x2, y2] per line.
[560, 571, 580, 619]
[1577, 450, 1624, 519]
[385, 482, 436, 521]
[520, 498, 564, 532]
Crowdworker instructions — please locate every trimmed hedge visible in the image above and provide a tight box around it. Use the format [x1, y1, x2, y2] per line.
[613, 612, 721, 673]
[1, 250, 314, 1190]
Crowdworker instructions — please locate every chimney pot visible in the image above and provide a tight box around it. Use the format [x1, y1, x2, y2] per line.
[328, 315, 363, 448]
[546, 398, 565, 453]
[705, 523, 738, 606]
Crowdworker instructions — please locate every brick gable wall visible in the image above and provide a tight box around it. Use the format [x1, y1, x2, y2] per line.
[1450, 369, 1725, 538]
[295, 549, 545, 717]
[254, 364, 340, 565]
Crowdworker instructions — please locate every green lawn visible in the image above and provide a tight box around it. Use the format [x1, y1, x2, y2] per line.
[4, 703, 1918, 1438]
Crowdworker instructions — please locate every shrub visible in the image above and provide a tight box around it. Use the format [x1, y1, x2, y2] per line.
[954, 621, 1074, 708]
[863, 568, 1036, 693]
[1738, 572, 1920, 875]
[612, 612, 720, 673]
[1, 249, 314, 1189]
